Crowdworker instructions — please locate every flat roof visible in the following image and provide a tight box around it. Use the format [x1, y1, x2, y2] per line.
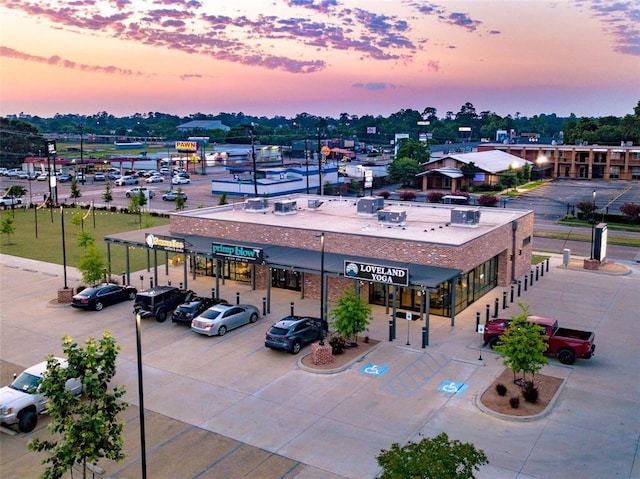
[174, 194, 531, 247]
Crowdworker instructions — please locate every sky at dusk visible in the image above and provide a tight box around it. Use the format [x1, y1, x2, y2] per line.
[1, 0, 639, 119]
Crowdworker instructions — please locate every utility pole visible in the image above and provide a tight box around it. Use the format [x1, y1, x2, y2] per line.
[251, 124, 258, 197]
[317, 129, 323, 195]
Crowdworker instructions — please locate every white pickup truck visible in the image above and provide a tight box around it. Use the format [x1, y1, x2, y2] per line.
[0, 359, 82, 433]
[0, 196, 23, 207]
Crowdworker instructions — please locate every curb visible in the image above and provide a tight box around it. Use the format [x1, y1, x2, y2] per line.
[297, 341, 383, 374]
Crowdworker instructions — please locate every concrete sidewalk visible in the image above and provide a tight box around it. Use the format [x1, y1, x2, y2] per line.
[1, 252, 639, 479]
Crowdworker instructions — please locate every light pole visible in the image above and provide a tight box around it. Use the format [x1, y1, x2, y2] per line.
[135, 313, 148, 479]
[61, 206, 68, 289]
[250, 124, 258, 197]
[319, 232, 325, 345]
[28, 177, 38, 238]
[317, 129, 323, 196]
[590, 190, 597, 260]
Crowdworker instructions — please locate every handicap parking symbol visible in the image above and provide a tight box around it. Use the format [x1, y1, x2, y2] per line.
[437, 380, 468, 395]
[361, 362, 389, 376]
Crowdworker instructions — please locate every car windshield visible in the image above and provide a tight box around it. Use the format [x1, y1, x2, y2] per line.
[199, 309, 222, 320]
[176, 305, 193, 313]
[10, 372, 40, 394]
[268, 326, 289, 336]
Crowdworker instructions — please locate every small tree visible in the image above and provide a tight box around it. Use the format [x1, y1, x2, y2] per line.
[1, 215, 16, 244]
[387, 157, 422, 187]
[69, 179, 81, 204]
[620, 202, 640, 223]
[376, 432, 488, 479]
[28, 332, 128, 479]
[478, 194, 499, 207]
[5, 184, 27, 198]
[77, 231, 95, 249]
[175, 187, 185, 210]
[218, 192, 228, 205]
[78, 244, 107, 285]
[427, 191, 444, 203]
[330, 287, 372, 343]
[494, 304, 548, 384]
[102, 183, 113, 206]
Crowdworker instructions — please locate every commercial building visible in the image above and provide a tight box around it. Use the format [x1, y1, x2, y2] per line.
[106, 194, 534, 336]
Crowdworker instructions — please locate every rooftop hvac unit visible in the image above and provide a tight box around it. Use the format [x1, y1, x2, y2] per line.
[357, 197, 384, 216]
[308, 199, 324, 209]
[244, 198, 269, 213]
[274, 199, 297, 215]
[450, 209, 480, 226]
[377, 209, 406, 226]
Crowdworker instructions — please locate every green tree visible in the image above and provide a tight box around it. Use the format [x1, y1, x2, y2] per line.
[218, 192, 228, 205]
[494, 305, 548, 383]
[387, 157, 422, 187]
[69, 179, 81, 204]
[395, 138, 430, 163]
[28, 332, 128, 479]
[329, 287, 372, 343]
[77, 231, 95, 248]
[1, 215, 16, 244]
[77, 244, 107, 285]
[4, 184, 27, 198]
[376, 432, 488, 479]
[102, 183, 113, 206]
[175, 187, 185, 210]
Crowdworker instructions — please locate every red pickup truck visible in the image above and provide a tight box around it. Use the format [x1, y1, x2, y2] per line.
[483, 315, 596, 365]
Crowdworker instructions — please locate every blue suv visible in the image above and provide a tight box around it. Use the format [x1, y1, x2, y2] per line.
[265, 316, 328, 354]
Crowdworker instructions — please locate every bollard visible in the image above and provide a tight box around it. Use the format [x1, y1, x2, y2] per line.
[535, 265, 539, 281]
[121, 272, 126, 285]
[540, 262, 544, 277]
[150, 278, 154, 289]
[389, 320, 394, 342]
[502, 291, 507, 309]
[180, 282, 183, 290]
[168, 280, 172, 286]
[139, 275, 144, 289]
[211, 288, 216, 299]
[546, 258, 550, 273]
[236, 292, 240, 305]
[529, 270, 534, 285]
[262, 297, 267, 316]
[476, 312, 480, 332]
[493, 298, 499, 318]
[517, 280, 522, 297]
[524, 275, 528, 291]
[422, 326, 428, 348]
[290, 302, 294, 316]
[485, 304, 490, 323]
[510, 285, 514, 303]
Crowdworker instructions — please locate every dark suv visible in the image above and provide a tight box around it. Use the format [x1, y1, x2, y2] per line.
[265, 316, 328, 354]
[133, 286, 193, 322]
[172, 297, 230, 325]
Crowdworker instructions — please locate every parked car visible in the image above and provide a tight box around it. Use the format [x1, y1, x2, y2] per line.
[115, 175, 138, 186]
[125, 186, 155, 198]
[57, 173, 73, 182]
[162, 191, 188, 201]
[93, 172, 106, 181]
[5, 168, 20, 177]
[172, 176, 191, 185]
[265, 316, 328, 354]
[191, 304, 260, 336]
[0, 196, 23, 207]
[107, 172, 121, 180]
[36, 173, 49, 181]
[16, 171, 29, 179]
[133, 286, 194, 322]
[75, 172, 86, 182]
[159, 167, 172, 176]
[145, 175, 164, 183]
[172, 297, 230, 325]
[0, 358, 82, 433]
[483, 315, 596, 365]
[71, 283, 137, 311]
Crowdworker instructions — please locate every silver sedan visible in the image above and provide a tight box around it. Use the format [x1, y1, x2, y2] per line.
[191, 304, 259, 336]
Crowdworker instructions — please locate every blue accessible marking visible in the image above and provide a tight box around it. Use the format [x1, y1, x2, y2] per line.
[360, 362, 389, 376]
[437, 380, 468, 395]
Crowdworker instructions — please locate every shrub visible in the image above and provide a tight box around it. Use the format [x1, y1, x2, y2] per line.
[329, 334, 347, 355]
[451, 191, 471, 199]
[399, 191, 416, 201]
[495, 383, 507, 396]
[426, 191, 444, 203]
[620, 202, 640, 222]
[377, 190, 391, 199]
[509, 396, 520, 408]
[521, 381, 539, 403]
[478, 194, 499, 207]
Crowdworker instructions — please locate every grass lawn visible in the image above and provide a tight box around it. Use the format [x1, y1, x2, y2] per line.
[0, 207, 170, 275]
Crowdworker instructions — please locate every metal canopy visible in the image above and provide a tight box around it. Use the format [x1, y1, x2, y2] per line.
[105, 229, 461, 290]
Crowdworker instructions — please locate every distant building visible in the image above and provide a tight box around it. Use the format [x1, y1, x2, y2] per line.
[176, 120, 230, 132]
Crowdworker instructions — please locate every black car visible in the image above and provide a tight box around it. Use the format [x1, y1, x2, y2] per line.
[72, 283, 137, 311]
[172, 297, 230, 325]
[134, 286, 194, 322]
[265, 316, 328, 354]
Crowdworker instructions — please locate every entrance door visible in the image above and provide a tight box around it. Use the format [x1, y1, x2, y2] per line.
[271, 268, 301, 291]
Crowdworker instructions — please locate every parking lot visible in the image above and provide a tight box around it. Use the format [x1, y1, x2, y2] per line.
[1, 250, 639, 479]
